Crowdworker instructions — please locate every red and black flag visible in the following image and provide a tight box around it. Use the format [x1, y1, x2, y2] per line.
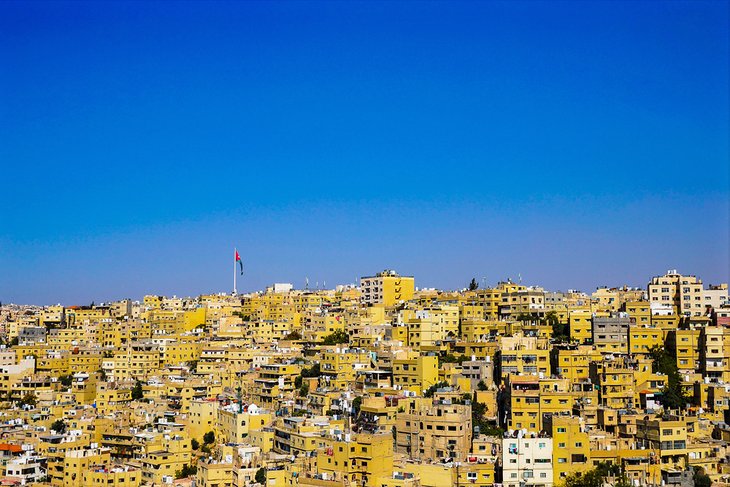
[235, 249, 244, 275]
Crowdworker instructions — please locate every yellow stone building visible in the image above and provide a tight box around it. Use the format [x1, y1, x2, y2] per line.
[360, 270, 415, 307]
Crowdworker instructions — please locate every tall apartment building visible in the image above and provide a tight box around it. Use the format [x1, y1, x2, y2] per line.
[545, 414, 590, 482]
[360, 270, 415, 307]
[395, 398, 472, 461]
[499, 335, 551, 381]
[499, 286, 546, 319]
[502, 434, 554, 487]
[701, 325, 730, 383]
[705, 284, 729, 310]
[648, 270, 704, 317]
[592, 315, 630, 354]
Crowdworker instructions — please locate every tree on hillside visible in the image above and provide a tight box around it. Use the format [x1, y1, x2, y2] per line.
[51, 419, 67, 434]
[175, 464, 197, 479]
[131, 380, 144, 400]
[424, 381, 449, 398]
[564, 464, 631, 487]
[351, 396, 362, 416]
[255, 468, 266, 484]
[19, 393, 36, 407]
[694, 467, 712, 487]
[322, 330, 349, 345]
[649, 345, 689, 410]
[542, 311, 568, 342]
[283, 331, 302, 340]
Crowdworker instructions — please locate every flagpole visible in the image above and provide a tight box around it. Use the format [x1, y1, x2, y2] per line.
[233, 248, 237, 295]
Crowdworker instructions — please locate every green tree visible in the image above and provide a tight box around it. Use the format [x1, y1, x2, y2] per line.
[694, 467, 712, 487]
[564, 465, 630, 487]
[295, 363, 321, 391]
[351, 396, 362, 416]
[203, 431, 215, 444]
[299, 383, 309, 397]
[283, 331, 302, 340]
[255, 467, 267, 484]
[477, 380, 488, 391]
[51, 419, 66, 434]
[542, 311, 569, 342]
[471, 396, 488, 432]
[131, 380, 144, 400]
[191, 438, 200, 450]
[424, 381, 449, 398]
[469, 278, 479, 291]
[301, 363, 321, 377]
[649, 345, 689, 410]
[59, 374, 73, 387]
[439, 354, 468, 366]
[564, 469, 604, 487]
[19, 393, 36, 407]
[175, 464, 197, 479]
[322, 330, 349, 345]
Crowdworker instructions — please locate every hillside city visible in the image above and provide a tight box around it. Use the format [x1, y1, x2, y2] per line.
[0, 269, 729, 487]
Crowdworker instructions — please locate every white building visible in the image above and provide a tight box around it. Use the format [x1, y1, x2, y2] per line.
[648, 270, 704, 317]
[5, 455, 46, 485]
[270, 283, 293, 293]
[705, 284, 729, 310]
[502, 435, 554, 487]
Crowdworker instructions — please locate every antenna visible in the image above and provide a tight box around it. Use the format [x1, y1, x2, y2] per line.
[305, 277, 309, 290]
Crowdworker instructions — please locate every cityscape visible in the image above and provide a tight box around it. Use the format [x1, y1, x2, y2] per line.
[1, 1, 728, 486]
[0, 269, 729, 486]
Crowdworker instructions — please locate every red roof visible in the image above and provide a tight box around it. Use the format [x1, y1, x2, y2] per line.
[0, 444, 22, 453]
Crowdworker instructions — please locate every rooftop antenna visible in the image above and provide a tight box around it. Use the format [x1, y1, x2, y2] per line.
[481, 277, 487, 289]
[305, 277, 309, 290]
[519, 273, 522, 284]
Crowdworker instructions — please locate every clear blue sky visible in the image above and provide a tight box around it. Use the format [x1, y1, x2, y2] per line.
[1, 1, 728, 305]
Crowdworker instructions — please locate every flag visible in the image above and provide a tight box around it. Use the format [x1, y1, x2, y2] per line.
[235, 249, 244, 275]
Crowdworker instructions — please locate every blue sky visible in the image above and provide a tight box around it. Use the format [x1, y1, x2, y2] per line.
[1, 1, 728, 305]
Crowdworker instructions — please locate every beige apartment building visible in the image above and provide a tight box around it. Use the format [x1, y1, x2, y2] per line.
[648, 270, 704, 317]
[360, 270, 415, 307]
[395, 398, 472, 461]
